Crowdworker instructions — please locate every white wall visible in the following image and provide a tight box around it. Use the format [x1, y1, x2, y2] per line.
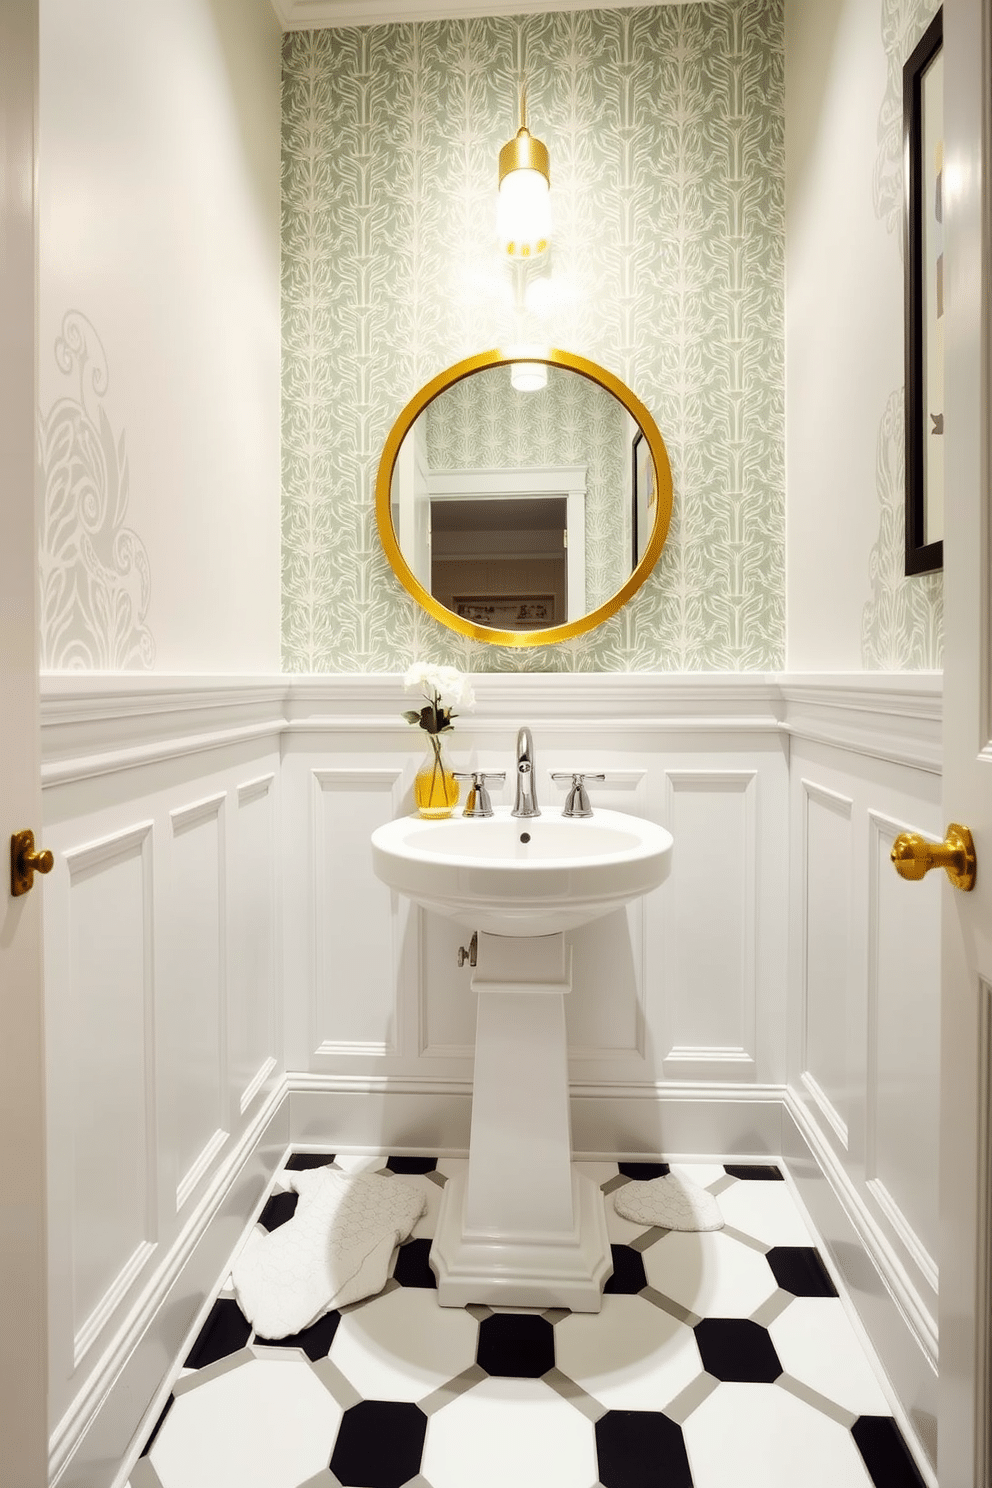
[785, 0, 942, 669]
[37, 0, 282, 674]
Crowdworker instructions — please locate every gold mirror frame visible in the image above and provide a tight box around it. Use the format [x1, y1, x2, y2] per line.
[374, 348, 674, 647]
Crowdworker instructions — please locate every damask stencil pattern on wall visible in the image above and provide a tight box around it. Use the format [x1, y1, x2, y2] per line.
[282, 1, 785, 672]
[38, 312, 154, 670]
[862, 0, 942, 670]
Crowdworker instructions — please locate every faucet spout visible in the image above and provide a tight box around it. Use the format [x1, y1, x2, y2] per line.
[512, 726, 540, 818]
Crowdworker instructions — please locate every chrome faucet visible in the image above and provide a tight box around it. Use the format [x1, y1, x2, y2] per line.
[512, 726, 540, 818]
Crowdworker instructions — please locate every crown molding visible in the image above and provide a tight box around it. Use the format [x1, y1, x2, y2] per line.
[274, 0, 691, 31]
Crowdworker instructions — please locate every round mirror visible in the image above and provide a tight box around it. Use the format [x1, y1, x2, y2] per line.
[374, 348, 673, 647]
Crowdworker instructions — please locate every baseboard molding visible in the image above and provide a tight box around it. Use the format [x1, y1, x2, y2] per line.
[287, 1073, 788, 1161]
[781, 1089, 938, 1480]
[52, 1080, 291, 1488]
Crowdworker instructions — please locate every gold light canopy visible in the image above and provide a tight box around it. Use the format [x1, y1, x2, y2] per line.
[374, 348, 673, 648]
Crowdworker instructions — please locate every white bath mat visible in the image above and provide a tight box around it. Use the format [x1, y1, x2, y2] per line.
[613, 1171, 724, 1232]
[232, 1168, 426, 1338]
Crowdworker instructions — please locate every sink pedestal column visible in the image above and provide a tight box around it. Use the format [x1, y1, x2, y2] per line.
[430, 930, 612, 1311]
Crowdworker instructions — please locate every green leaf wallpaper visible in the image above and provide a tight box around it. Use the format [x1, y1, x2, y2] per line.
[282, 2, 785, 672]
[862, 0, 942, 669]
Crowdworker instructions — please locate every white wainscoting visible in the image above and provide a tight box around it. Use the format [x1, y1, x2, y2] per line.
[782, 676, 942, 1476]
[41, 680, 287, 1488]
[38, 672, 942, 1487]
[281, 676, 790, 1120]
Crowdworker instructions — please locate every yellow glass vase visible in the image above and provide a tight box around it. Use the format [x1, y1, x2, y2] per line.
[415, 733, 459, 819]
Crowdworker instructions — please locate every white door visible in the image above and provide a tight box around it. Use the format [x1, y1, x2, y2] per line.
[0, 1, 50, 1484]
[937, 0, 992, 1482]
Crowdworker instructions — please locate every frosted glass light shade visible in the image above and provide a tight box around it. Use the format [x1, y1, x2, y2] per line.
[510, 361, 548, 392]
[497, 168, 551, 258]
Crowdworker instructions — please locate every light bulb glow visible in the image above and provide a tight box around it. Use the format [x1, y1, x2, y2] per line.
[510, 361, 548, 392]
[497, 168, 551, 258]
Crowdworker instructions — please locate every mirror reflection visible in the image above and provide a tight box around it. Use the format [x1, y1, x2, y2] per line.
[389, 364, 654, 633]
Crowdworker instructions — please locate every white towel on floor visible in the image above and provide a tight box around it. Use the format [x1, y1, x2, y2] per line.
[232, 1169, 427, 1338]
[613, 1172, 724, 1232]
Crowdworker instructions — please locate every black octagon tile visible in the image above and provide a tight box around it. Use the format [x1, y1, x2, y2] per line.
[723, 1163, 784, 1181]
[284, 1151, 336, 1170]
[618, 1162, 670, 1180]
[258, 1190, 299, 1232]
[596, 1409, 692, 1488]
[385, 1155, 438, 1174]
[695, 1317, 782, 1382]
[392, 1237, 437, 1289]
[767, 1245, 838, 1297]
[254, 1309, 341, 1361]
[477, 1313, 555, 1378]
[184, 1298, 251, 1369]
[603, 1244, 647, 1295]
[330, 1399, 427, 1488]
[852, 1416, 928, 1487]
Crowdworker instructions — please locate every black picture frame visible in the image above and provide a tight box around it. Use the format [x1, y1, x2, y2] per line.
[903, 8, 944, 575]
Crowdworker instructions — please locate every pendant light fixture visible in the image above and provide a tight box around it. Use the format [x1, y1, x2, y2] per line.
[497, 85, 551, 259]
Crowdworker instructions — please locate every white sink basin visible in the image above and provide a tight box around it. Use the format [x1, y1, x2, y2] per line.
[371, 806, 673, 936]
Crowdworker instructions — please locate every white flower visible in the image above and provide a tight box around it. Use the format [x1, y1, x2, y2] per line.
[403, 662, 475, 711]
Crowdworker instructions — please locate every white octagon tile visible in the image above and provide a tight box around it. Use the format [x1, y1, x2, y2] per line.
[555, 1294, 703, 1411]
[769, 1300, 892, 1417]
[669, 1163, 729, 1190]
[330, 1285, 478, 1402]
[149, 1357, 341, 1488]
[423, 1377, 597, 1488]
[643, 1231, 778, 1317]
[716, 1181, 814, 1247]
[683, 1383, 874, 1488]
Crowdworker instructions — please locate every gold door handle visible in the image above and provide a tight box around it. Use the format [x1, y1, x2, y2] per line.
[891, 823, 976, 891]
[10, 830, 54, 898]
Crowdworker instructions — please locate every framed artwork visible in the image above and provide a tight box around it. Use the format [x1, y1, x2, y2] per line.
[903, 8, 944, 574]
[632, 430, 655, 569]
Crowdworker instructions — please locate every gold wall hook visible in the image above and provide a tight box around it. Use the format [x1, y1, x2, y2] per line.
[891, 823, 976, 891]
[10, 830, 55, 898]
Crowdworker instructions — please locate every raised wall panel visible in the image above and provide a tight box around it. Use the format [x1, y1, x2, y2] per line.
[662, 771, 757, 1069]
[169, 794, 227, 1210]
[65, 824, 155, 1363]
[866, 811, 940, 1278]
[565, 904, 644, 1058]
[233, 774, 278, 1113]
[312, 769, 404, 1057]
[801, 780, 853, 1148]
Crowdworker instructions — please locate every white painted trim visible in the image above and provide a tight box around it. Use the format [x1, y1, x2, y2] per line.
[237, 772, 275, 806]
[39, 673, 940, 775]
[73, 1241, 156, 1370]
[783, 1086, 938, 1367]
[51, 1078, 289, 1488]
[169, 791, 226, 834]
[801, 1069, 850, 1150]
[240, 1056, 277, 1115]
[176, 1128, 229, 1213]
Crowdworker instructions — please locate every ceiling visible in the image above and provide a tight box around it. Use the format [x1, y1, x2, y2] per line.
[272, 0, 684, 30]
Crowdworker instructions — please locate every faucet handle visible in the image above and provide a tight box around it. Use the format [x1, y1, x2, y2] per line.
[454, 771, 506, 818]
[551, 772, 606, 818]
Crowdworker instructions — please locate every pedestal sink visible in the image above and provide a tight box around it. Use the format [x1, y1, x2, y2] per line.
[371, 805, 673, 1311]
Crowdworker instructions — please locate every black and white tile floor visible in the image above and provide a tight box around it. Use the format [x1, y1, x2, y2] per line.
[127, 1153, 928, 1488]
